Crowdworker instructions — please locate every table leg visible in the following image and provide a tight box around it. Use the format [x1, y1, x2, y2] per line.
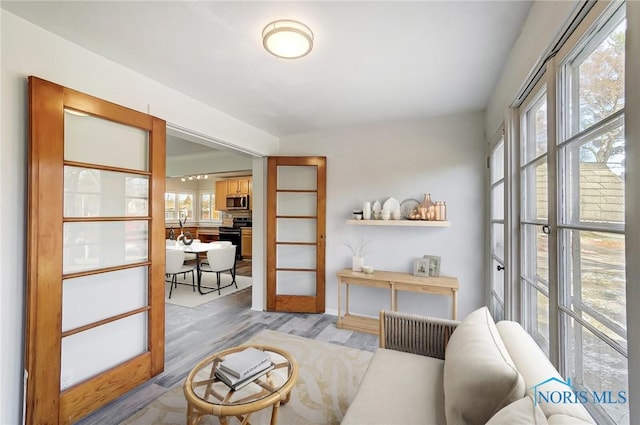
[195, 255, 205, 295]
[452, 289, 458, 320]
[345, 283, 350, 316]
[270, 401, 281, 425]
[337, 278, 342, 327]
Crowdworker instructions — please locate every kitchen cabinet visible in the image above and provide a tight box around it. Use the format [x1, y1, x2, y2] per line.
[215, 180, 228, 211]
[216, 177, 253, 211]
[241, 227, 252, 259]
[227, 177, 252, 195]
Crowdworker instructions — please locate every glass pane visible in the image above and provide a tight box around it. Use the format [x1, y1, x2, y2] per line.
[165, 193, 176, 220]
[491, 259, 504, 301]
[561, 120, 625, 226]
[521, 224, 548, 285]
[64, 166, 148, 217]
[277, 245, 316, 269]
[62, 267, 148, 332]
[277, 218, 316, 243]
[277, 192, 317, 217]
[565, 315, 629, 424]
[563, 230, 626, 334]
[490, 140, 504, 184]
[63, 221, 148, 273]
[276, 271, 316, 296]
[521, 93, 547, 164]
[491, 223, 504, 261]
[521, 159, 548, 221]
[61, 312, 148, 390]
[178, 193, 194, 219]
[200, 194, 211, 220]
[524, 282, 549, 355]
[64, 111, 148, 171]
[277, 166, 317, 190]
[491, 182, 504, 220]
[490, 295, 504, 322]
[568, 19, 626, 136]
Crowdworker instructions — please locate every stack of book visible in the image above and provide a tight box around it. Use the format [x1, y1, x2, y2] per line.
[215, 347, 274, 391]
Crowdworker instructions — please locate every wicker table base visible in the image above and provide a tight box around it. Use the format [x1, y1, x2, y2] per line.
[183, 344, 298, 425]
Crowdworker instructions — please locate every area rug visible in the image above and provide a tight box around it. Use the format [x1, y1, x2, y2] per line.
[121, 329, 373, 425]
[165, 275, 252, 308]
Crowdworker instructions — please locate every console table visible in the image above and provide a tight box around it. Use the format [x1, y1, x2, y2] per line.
[335, 268, 459, 335]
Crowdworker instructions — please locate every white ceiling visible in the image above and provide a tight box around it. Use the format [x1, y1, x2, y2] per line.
[2, 1, 532, 138]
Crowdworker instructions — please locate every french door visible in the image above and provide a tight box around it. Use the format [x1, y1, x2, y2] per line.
[489, 133, 506, 321]
[266, 156, 326, 313]
[26, 77, 166, 424]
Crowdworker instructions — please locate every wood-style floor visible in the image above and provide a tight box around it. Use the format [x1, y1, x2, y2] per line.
[75, 265, 378, 425]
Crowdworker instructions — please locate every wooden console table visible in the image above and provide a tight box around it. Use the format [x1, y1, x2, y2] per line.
[335, 268, 459, 335]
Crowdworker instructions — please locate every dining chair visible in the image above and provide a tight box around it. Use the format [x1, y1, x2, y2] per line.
[166, 249, 195, 299]
[200, 241, 232, 266]
[199, 245, 237, 295]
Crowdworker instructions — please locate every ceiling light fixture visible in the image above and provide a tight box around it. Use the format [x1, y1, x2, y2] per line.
[262, 19, 314, 59]
[181, 174, 209, 182]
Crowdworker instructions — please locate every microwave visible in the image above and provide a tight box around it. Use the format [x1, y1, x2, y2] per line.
[226, 194, 250, 210]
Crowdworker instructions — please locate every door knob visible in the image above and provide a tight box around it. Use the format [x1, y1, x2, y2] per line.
[497, 265, 505, 271]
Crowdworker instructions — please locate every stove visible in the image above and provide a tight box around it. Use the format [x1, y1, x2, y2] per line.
[219, 217, 251, 259]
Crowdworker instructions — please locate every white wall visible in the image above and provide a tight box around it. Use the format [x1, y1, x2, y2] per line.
[279, 112, 486, 319]
[0, 10, 277, 425]
[485, 0, 580, 136]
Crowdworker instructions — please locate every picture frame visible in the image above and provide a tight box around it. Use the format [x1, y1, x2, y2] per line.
[413, 258, 429, 277]
[423, 255, 441, 277]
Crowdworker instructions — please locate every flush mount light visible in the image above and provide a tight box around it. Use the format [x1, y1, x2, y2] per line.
[262, 19, 314, 59]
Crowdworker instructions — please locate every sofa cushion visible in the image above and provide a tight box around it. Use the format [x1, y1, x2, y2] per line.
[443, 307, 525, 425]
[341, 348, 446, 425]
[486, 396, 548, 425]
[496, 321, 595, 424]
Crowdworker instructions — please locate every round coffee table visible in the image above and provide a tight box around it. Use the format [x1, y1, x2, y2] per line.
[183, 344, 298, 425]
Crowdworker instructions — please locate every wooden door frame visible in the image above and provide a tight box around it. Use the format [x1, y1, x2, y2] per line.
[26, 76, 166, 424]
[266, 156, 326, 313]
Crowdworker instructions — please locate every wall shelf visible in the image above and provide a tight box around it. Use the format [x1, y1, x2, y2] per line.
[346, 219, 451, 227]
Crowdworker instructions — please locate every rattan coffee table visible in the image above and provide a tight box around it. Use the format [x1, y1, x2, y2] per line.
[183, 344, 298, 425]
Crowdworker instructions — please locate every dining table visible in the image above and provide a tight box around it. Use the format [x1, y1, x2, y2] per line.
[166, 241, 226, 295]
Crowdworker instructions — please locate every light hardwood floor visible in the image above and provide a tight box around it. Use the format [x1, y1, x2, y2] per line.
[75, 283, 378, 425]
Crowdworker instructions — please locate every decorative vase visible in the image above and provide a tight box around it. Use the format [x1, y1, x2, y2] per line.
[352, 256, 364, 272]
[421, 194, 435, 220]
[363, 202, 372, 220]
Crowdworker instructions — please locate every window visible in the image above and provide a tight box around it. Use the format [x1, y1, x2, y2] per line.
[164, 192, 194, 221]
[557, 10, 627, 424]
[199, 192, 221, 221]
[520, 84, 550, 355]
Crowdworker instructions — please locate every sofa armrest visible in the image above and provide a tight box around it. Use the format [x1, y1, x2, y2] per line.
[379, 310, 460, 359]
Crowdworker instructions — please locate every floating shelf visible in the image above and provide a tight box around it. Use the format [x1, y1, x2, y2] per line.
[346, 219, 451, 227]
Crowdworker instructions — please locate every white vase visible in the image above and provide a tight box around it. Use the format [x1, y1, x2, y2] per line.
[352, 256, 364, 272]
[363, 202, 372, 220]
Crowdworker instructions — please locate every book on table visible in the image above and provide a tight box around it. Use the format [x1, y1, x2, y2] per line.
[218, 347, 271, 379]
[215, 361, 275, 391]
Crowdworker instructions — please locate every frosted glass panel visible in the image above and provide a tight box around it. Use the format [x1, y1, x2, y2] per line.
[277, 166, 316, 190]
[61, 312, 147, 390]
[64, 166, 149, 217]
[277, 245, 316, 269]
[276, 271, 316, 296]
[277, 192, 317, 216]
[277, 218, 316, 243]
[63, 221, 148, 273]
[62, 267, 148, 332]
[64, 111, 148, 171]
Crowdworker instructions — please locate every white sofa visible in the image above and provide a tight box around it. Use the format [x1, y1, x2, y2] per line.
[341, 307, 596, 425]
